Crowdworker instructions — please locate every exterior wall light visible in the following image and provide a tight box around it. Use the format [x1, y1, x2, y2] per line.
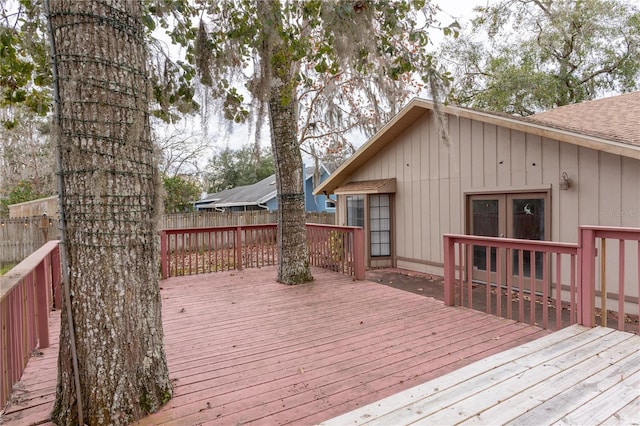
[559, 172, 572, 190]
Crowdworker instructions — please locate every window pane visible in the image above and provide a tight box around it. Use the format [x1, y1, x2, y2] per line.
[369, 194, 391, 257]
[346, 195, 364, 227]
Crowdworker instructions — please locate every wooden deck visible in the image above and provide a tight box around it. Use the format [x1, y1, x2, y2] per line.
[323, 324, 640, 425]
[2, 266, 552, 425]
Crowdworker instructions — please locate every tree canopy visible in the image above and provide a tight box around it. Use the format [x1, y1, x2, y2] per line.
[441, 0, 640, 115]
[204, 145, 275, 194]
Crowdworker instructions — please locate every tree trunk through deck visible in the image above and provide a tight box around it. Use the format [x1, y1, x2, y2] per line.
[258, 2, 313, 286]
[48, 1, 172, 424]
[269, 85, 313, 285]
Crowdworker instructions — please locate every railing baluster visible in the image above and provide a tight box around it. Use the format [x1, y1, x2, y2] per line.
[542, 252, 548, 329]
[600, 238, 607, 327]
[529, 250, 535, 326]
[485, 245, 491, 314]
[555, 252, 562, 330]
[518, 249, 524, 324]
[496, 246, 501, 319]
[618, 239, 625, 331]
[506, 247, 512, 321]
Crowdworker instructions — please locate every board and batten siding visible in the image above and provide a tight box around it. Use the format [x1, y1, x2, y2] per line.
[339, 112, 640, 303]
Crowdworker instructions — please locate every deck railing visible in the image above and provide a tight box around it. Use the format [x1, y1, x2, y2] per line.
[443, 234, 579, 331]
[445, 227, 640, 333]
[579, 226, 640, 332]
[0, 240, 61, 409]
[160, 224, 365, 280]
[306, 224, 365, 280]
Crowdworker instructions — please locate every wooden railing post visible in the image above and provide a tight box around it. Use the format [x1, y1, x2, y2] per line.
[578, 227, 596, 327]
[353, 227, 365, 280]
[160, 230, 168, 279]
[443, 235, 456, 306]
[236, 226, 243, 270]
[51, 245, 62, 309]
[35, 257, 50, 349]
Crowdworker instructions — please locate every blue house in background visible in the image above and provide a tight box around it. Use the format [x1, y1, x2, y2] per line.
[304, 163, 336, 213]
[195, 163, 336, 213]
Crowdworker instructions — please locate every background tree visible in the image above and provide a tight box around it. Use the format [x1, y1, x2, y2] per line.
[170, 0, 452, 284]
[47, 0, 172, 424]
[162, 174, 201, 213]
[441, 0, 640, 115]
[203, 145, 275, 193]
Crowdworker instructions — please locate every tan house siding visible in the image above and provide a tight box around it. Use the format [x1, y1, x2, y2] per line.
[337, 113, 640, 298]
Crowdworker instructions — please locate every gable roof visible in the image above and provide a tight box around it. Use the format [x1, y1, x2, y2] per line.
[196, 174, 277, 209]
[315, 93, 640, 195]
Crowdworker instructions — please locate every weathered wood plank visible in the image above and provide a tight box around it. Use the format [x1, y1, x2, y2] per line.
[555, 369, 640, 425]
[1, 267, 549, 425]
[323, 326, 640, 426]
[463, 333, 640, 424]
[321, 325, 594, 425]
[600, 397, 640, 425]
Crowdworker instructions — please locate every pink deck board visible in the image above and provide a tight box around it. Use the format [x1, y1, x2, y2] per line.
[1, 267, 548, 425]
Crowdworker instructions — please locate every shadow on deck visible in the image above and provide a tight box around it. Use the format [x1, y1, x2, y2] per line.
[1, 267, 549, 425]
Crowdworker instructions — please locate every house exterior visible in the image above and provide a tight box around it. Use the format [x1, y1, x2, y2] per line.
[315, 92, 640, 293]
[196, 164, 335, 213]
[304, 163, 337, 213]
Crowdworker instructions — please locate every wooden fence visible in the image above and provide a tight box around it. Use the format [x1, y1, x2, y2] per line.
[0, 217, 60, 267]
[1, 211, 335, 266]
[161, 211, 334, 229]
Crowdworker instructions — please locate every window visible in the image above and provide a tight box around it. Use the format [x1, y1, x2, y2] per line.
[325, 199, 336, 210]
[346, 195, 364, 227]
[370, 194, 391, 257]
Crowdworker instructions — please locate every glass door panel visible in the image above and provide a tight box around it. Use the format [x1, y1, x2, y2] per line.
[510, 197, 545, 280]
[472, 199, 500, 273]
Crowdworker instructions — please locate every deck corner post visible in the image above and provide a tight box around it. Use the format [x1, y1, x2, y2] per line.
[353, 227, 365, 280]
[35, 258, 51, 349]
[160, 230, 168, 279]
[578, 227, 596, 327]
[443, 234, 456, 306]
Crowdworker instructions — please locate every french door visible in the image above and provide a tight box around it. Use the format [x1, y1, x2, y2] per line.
[468, 192, 549, 290]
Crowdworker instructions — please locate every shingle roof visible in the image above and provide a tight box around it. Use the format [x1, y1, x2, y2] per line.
[525, 91, 640, 146]
[197, 174, 277, 208]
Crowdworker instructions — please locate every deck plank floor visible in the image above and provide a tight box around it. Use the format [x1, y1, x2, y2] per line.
[322, 324, 640, 426]
[2, 267, 550, 425]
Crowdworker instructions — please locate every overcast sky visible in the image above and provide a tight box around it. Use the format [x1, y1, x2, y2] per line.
[159, 0, 492, 170]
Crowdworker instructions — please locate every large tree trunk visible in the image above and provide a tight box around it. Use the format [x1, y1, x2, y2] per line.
[269, 85, 313, 285]
[258, 0, 312, 285]
[48, 1, 171, 424]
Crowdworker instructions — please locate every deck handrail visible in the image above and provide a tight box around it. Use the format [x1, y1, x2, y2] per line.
[160, 223, 366, 280]
[443, 234, 580, 330]
[0, 240, 61, 409]
[579, 226, 640, 331]
[444, 226, 640, 334]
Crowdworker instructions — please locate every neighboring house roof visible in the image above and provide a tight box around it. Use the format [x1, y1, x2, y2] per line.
[315, 93, 640, 195]
[196, 174, 277, 209]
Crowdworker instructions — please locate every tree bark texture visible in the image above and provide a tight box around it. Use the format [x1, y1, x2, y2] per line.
[269, 85, 313, 285]
[257, 1, 313, 285]
[48, 1, 172, 424]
